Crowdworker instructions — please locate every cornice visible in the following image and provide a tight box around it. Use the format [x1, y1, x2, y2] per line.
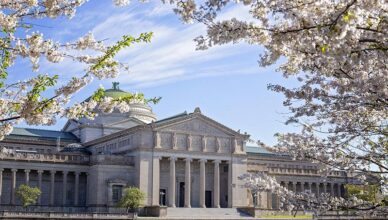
[1, 138, 77, 146]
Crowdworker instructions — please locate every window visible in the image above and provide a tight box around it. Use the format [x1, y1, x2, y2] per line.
[112, 185, 123, 203]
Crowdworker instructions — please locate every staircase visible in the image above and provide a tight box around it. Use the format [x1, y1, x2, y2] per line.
[164, 208, 254, 219]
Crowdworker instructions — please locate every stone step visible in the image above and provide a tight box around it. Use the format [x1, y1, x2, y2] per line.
[165, 208, 254, 219]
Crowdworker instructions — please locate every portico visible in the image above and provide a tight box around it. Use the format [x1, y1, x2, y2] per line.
[155, 156, 231, 208]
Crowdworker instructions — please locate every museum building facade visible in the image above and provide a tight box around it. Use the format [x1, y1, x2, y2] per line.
[0, 84, 350, 210]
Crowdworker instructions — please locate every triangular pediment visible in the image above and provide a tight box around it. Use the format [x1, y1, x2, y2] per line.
[154, 113, 245, 138]
[107, 117, 145, 128]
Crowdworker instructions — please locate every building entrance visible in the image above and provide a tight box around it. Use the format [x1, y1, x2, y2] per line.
[205, 190, 212, 207]
[179, 182, 185, 207]
[159, 189, 166, 206]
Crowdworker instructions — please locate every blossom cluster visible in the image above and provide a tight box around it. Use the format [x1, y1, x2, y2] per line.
[164, 0, 387, 215]
[0, 0, 155, 140]
[240, 173, 383, 215]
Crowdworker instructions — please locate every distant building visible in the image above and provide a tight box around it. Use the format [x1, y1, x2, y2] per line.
[0, 83, 350, 210]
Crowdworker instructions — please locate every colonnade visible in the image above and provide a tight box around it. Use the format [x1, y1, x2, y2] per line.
[254, 181, 344, 209]
[0, 168, 88, 206]
[160, 157, 230, 208]
[281, 181, 343, 196]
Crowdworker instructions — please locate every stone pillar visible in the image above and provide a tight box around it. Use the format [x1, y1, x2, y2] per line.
[11, 169, 17, 205]
[62, 171, 68, 206]
[74, 172, 80, 206]
[199, 159, 206, 208]
[323, 183, 327, 194]
[316, 183, 320, 195]
[267, 192, 272, 209]
[301, 182, 305, 192]
[86, 173, 90, 206]
[24, 169, 30, 185]
[184, 158, 192, 208]
[213, 160, 220, 208]
[0, 169, 3, 203]
[227, 161, 232, 208]
[292, 182, 297, 192]
[168, 157, 176, 207]
[284, 181, 289, 190]
[308, 182, 312, 193]
[152, 157, 160, 206]
[50, 170, 56, 205]
[37, 170, 43, 205]
[337, 184, 341, 197]
[330, 183, 334, 196]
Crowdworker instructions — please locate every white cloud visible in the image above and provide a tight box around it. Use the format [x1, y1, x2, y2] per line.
[33, 2, 262, 89]
[86, 3, 262, 88]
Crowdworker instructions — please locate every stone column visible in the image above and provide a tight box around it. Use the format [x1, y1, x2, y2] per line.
[308, 182, 312, 193]
[50, 170, 56, 205]
[62, 171, 68, 205]
[213, 160, 220, 208]
[227, 161, 232, 208]
[74, 172, 80, 206]
[316, 183, 320, 195]
[267, 192, 272, 209]
[152, 157, 161, 206]
[199, 159, 206, 208]
[86, 173, 90, 206]
[301, 182, 305, 192]
[37, 170, 43, 205]
[292, 182, 297, 192]
[184, 158, 192, 208]
[323, 183, 327, 194]
[337, 184, 341, 197]
[284, 181, 289, 190]
[168, 157, 176, 207]
[330, 183, 334, 196]
[0, 169, 3, 203]
[24, 169, 30, 185]
[11, 169, 17, 205]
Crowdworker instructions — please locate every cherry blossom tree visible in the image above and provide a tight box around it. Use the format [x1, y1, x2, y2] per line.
[0, 0, 159, 140]
[166, 0, 387, 215]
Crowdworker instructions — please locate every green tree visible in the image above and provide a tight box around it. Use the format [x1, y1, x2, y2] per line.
[117, 187, 145, 213]
[345, 184, 379, 204]
[15, 184, 41, 207]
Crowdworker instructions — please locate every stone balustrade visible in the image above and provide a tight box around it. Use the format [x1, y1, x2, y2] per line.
[89, 155, 134, 166]
[0, 152, 90, 164]
[266, 168, 346, 177]
[0, 210, 132, 219]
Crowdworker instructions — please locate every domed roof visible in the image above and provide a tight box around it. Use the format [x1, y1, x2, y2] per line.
[86, 82, 157, 124]
[103, 82, 132, 99]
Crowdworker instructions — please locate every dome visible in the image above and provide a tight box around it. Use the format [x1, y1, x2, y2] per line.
[102, 82, 133, 99]
[87, 82, 157, 124]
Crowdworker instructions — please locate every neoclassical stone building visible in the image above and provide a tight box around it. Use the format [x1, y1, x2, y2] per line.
[0, 83, 350, 210]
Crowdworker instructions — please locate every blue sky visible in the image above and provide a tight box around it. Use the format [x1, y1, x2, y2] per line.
[12, 1, 300, 146]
